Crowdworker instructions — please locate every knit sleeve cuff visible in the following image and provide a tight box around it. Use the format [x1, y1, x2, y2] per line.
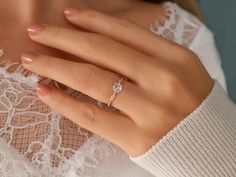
[130, 80, 236, 177]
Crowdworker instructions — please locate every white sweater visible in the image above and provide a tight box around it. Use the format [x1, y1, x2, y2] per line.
[131, 80, 236, 177]
[0, 2, 235, 177]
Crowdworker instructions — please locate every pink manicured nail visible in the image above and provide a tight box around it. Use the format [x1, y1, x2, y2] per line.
[36, 83, 52, 96]
[64, 8, 80, 16]
[20, 52, 38, 64]
[27, 24, 46, 36]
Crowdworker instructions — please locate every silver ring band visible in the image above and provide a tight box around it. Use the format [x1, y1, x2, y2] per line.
[107, 77, 126, 107]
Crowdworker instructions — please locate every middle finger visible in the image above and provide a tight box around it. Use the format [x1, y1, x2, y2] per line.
[26, 24, 155, 84]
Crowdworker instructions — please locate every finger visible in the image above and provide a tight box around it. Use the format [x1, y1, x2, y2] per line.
[26, 23, 154, 83]
[21, 53, 147, 117]
[63, 8, 185, 63]
[36, 83, 139, 154]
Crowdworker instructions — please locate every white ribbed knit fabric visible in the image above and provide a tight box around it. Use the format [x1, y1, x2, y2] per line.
[130, 80, 236, 176]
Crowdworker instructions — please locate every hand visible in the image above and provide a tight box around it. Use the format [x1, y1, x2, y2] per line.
[21, 8, 214, 157]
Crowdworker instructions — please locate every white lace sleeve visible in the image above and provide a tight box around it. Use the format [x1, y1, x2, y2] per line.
[150, 2, 227, 91]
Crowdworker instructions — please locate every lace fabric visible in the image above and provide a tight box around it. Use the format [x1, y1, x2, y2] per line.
[150, 2, 202, 47]
[0, 2, 225, 177]
[0, 59, 116, 177]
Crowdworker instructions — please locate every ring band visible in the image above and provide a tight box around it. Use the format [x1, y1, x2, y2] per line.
[107, 77, 126, 107]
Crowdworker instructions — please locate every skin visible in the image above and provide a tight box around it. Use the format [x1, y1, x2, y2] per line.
[0, 0, 214, 157]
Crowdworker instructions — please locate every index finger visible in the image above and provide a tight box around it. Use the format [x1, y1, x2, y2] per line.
[64, 9, 185, 63]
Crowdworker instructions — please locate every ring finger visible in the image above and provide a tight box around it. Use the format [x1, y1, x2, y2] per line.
[20, 53, 147, 117]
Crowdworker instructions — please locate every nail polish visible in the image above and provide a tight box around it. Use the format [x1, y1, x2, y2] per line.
[20, 52, 38, 64]
[64, 8, 80, 16]
[27, 24, 46, 36]
[36, 83, 52, 96]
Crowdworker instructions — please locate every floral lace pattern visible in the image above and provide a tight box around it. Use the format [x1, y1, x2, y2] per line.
[0, 58, 116, 177]
[0, 2, 223, 177]
[150, 2, 202, 47]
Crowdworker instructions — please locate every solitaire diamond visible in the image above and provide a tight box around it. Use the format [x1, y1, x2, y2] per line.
[107, 77, 126, 107]
[113, 82, 122, 93]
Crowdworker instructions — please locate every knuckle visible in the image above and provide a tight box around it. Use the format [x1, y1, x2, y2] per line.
[80, 105, 99, 123]
[47, 26, 65, 37]
[177, 49, 198, 66]
[80, 9, 97, 18]
[41, 55, 53, 65]
[34, 55, 53, 71]
[163, 70, 181, 99]
[115, 18, 134, 30]
[84, 34, 108, 54]
[77, 64, 98, 92]
[52, 90, 66, 109]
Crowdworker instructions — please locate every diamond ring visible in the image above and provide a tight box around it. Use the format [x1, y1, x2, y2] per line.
[107, 77, 127, 107]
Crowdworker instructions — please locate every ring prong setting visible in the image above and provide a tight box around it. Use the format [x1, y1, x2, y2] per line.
[113, 82, 123, 93]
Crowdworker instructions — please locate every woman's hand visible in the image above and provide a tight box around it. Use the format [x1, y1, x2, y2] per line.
[21, 8, 214, 157]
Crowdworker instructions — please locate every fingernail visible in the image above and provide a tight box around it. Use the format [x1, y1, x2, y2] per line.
[36, 83, 52, 96]
[20, 52, 38, 64]
[64, 8, 80, 16]
[27, 24, 47, 36]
